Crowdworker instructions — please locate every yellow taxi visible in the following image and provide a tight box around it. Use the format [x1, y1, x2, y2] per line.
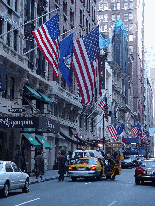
[68, 157, 104, 181]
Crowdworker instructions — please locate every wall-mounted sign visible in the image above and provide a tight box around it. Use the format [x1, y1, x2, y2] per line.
[0, 116, 60, 133]
[8, 108, 26, 113]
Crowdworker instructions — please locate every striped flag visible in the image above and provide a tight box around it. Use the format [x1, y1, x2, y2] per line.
[32, 13, 60, 77]
[131, 127, 138, 137]
[107, 124, 118, 142]
[98, 96, 106, 112]
[72, 26, 102, 105]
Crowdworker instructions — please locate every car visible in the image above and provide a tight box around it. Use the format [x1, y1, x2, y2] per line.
[72, 150, 103, 159]
[121, 157, 133, 169]
[65, 158, 76, 176]
[68, 157, 104, 181]
[0, 161, 29, 198]
[134, 160, 155, 185]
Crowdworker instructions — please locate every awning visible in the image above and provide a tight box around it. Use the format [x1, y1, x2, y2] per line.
[38, 92, 53, 105]
[35, 134, 52, 150]
[22, 133, 41, 147]
[59, 131, 78, 144]
[23, 85, 42, 100]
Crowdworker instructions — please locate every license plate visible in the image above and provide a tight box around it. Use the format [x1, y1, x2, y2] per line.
[77, 167, 86, 171]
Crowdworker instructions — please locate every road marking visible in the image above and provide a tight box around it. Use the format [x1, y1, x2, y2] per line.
[15, 198, 41, 206]
[108, 201, 117, 206]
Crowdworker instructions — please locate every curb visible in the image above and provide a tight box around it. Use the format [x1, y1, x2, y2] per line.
[30, 176, 59, 184]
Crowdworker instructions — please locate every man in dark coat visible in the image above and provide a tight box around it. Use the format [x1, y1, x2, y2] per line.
[14, 151, 24, 169]
[34, 151, 44, 181]
[58, 150, 66, 182]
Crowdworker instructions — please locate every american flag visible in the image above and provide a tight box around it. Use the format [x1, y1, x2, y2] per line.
[107, 124, 118, 142]
[131, 127, 138, 137]
[32, 13, 60, 77]
[98, 95, 106, 112]
[72, 26, 102, 105]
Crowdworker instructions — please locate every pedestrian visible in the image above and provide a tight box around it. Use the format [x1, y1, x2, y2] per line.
[14, 151, 24, 169]
[58, 150, 66, 182]
[34, 151, 44, 181]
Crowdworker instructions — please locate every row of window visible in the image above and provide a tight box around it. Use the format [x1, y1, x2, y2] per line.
[98, 12, 133, 23]
[99, 1, 133, 11]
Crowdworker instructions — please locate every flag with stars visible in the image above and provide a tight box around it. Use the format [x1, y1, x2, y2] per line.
[32, 13, 60, 77]
[72, 26, 102, 105]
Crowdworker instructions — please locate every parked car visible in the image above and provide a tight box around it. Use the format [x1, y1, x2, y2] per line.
[68, 157, 104, 181]
[134, 160, 155, 185]
[121, 158, 133, 169]
[0, 161, 29, 198]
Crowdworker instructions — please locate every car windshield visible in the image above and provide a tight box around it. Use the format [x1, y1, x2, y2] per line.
[137, 157, 144, 161]
[141, 161, 155, 168]
[0, 163, 3, 171]
[124, 158, 131, 162]
[75, 152, 86, 158]
[76, 159, 97, 165]
[89, 152, 94, 157]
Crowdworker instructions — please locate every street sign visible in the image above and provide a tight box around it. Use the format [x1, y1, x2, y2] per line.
[8, 108, 26, 113]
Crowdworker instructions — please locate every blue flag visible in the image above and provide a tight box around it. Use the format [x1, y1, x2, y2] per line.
[59, 33, 73, 87]
[117, 123, 124, 135]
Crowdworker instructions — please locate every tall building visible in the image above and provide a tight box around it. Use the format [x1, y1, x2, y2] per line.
[0, 0, 99, 172]
[97, 0, 145, 126]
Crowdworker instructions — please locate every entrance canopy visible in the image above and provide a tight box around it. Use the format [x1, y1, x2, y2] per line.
[38, 92, 53, 105]
[23, 133, 41, 147]
[23, 85, 42, 100]
[35, 134, 52, 150]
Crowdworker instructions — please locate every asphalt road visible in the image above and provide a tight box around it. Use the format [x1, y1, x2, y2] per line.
[1, 168, 155, 206]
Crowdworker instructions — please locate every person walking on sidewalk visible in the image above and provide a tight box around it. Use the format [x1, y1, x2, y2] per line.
[58, 150, 66, 182]
[34, 151, 44, 181]
[14, 151, 24, 170]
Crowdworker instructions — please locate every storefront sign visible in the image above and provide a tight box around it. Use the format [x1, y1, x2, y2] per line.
[0, 117, 39, 128]
[8, 108, 26, 113]
[38, 118, 60, 133]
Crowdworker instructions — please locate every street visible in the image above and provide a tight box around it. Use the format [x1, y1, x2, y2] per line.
[1, 168, 155, 206]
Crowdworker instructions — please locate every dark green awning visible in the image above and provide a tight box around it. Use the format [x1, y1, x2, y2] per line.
[24, 128, 35, 132]
[35, 134, 52, 150]
[39, 92, 53, 105]
[23, 133, 41, 147]
[24, 85, 42, 100]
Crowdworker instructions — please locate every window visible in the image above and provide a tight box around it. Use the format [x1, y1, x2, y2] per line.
[104, 3, 108, 10]
[104, 14, 108, 22]
[129, 34, 133, 41]
[99, 2, 103, 10]
[124, 13, 128, 21]
[124, 3, 128, 10]
[129, 2, 133, 9]
[80, 9, 82, 25]
[98, 15, 103, 22]
[129, 13, 133, 20]
[12, 163, 20, 172]
[104, 24, 107, 31]
[7, 0, 10, 6]
[117, 14, 120, 20]
[129, 45, 133, 53]
[124, 24, 128, 31]
[111, 3, 115, 10]
[116, 3, 120, 10]
[10, 77, 15, 100]
[112, 14, 115, 21]
[14, 30, 18, 51]
[129, 23, 133, 32]
[6, 163, 13, 172]
[15, 0, 18, 12]
[0, 19, 3, 38]
[7, 23, 11, 47]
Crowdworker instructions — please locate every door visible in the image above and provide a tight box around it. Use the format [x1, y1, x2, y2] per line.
[5, 163, 15, 190]
[11, 163, 24, 188]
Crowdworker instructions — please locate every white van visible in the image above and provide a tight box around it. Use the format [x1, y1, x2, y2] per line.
[72, 150, 103, 159]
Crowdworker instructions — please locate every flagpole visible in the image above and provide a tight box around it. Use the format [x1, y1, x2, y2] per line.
[0, 8, 60, 38]
[22, 26, 76, 56]
[86, 96, 103, 119]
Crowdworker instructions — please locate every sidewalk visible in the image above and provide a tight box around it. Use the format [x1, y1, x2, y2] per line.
[29, 170, 59, 184]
